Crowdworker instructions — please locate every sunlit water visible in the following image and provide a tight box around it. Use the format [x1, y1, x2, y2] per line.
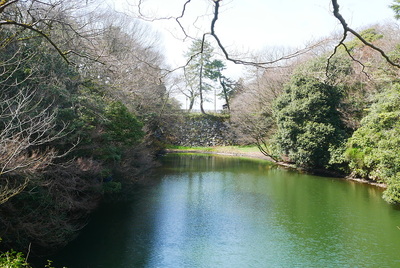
[47, 154, 400, 268]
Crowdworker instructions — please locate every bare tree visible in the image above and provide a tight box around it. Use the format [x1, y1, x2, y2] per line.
[181, 70, 199, 111]
[230, 65, 293, 161]
[0, 0, 108, 65]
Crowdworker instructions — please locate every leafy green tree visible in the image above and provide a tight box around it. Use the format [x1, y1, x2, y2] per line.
[206, 59, 236, 111]
[184, 39, 225, 113]
[273, 75, 347, 168]
[345, 83, 400, 203]
[390, 0, 400, 20]
[103, 101, 144, 146]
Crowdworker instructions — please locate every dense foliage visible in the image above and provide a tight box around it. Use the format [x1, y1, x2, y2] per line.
[0, 0, 180, 258]
[273, 75, 347, 168]
[0, 37, 144, 253]
[345, 84, 400, 203]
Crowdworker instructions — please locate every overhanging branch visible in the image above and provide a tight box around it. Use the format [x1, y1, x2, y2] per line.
[209, 0, 325, 68]
[1, 20, 71, 64]
[137, 0, 194, 41]
[330, 0, 400, 69]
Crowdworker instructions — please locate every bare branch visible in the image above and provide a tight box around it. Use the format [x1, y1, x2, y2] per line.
[208, 0, 327, 68]
[0, 89, 69, 204]
[327, 39, 371, 80]
[255, 136, 279, 162]
[330, 0, 400, 70]
[0, 19, 71, 63]
[0, 0, 19, 13]
[137, 0, 194, 41]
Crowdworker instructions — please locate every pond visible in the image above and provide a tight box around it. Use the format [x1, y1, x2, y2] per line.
[47, 153, 400, 268]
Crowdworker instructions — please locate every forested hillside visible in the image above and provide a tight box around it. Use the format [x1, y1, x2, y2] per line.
[0, 0, 181, 257]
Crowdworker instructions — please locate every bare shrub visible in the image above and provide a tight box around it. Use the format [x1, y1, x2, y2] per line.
[0, 90, 66, 205]
[0, 158, 103, 253]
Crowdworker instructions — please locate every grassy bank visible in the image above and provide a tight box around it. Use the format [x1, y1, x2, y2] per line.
[164, 145, 273, 160]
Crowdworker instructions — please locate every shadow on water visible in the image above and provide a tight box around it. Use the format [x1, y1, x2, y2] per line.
[43, 186, 161, 268]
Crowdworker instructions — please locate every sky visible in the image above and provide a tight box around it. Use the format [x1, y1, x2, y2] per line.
[127, 0, 395, 66]
[111, 0, 396, 109]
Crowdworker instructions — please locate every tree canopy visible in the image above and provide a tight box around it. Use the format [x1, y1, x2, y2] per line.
[273, 75, 347, 168]
[183, 39, 229, 112]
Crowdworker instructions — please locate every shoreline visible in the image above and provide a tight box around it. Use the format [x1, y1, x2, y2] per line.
[164, 149, 387, 189]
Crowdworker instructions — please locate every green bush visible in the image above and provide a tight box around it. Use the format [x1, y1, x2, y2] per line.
[0, 248, 59, 268]
[345, 83, 400, 203]
[383, 181, 400, 204]
[0, 249, 29, 267]
[104, 101, 144, 145]
[273, 75, 347, 168]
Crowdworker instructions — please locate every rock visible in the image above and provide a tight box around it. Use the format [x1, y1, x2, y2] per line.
[162, 114, 237, 147]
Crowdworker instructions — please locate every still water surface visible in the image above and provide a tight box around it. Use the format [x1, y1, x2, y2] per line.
[50, 154, 400, 267]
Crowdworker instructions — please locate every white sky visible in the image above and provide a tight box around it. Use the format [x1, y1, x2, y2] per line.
[111, 0, 396, 109]
[127, 0, 395, 66]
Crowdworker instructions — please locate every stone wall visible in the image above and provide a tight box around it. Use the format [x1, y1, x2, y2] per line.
[164, 114, 236, 147]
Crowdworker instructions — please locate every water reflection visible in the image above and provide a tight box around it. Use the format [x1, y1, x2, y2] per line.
[49, 154, 400, 268]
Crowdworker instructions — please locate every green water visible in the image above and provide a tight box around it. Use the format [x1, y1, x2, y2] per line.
[49, 154, 400, 268]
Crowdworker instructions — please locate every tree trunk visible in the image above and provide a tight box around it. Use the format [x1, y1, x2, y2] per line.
[188, 97, 195, 111]
[199, 53, 206, 114]
[219, 77, 230, 111]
